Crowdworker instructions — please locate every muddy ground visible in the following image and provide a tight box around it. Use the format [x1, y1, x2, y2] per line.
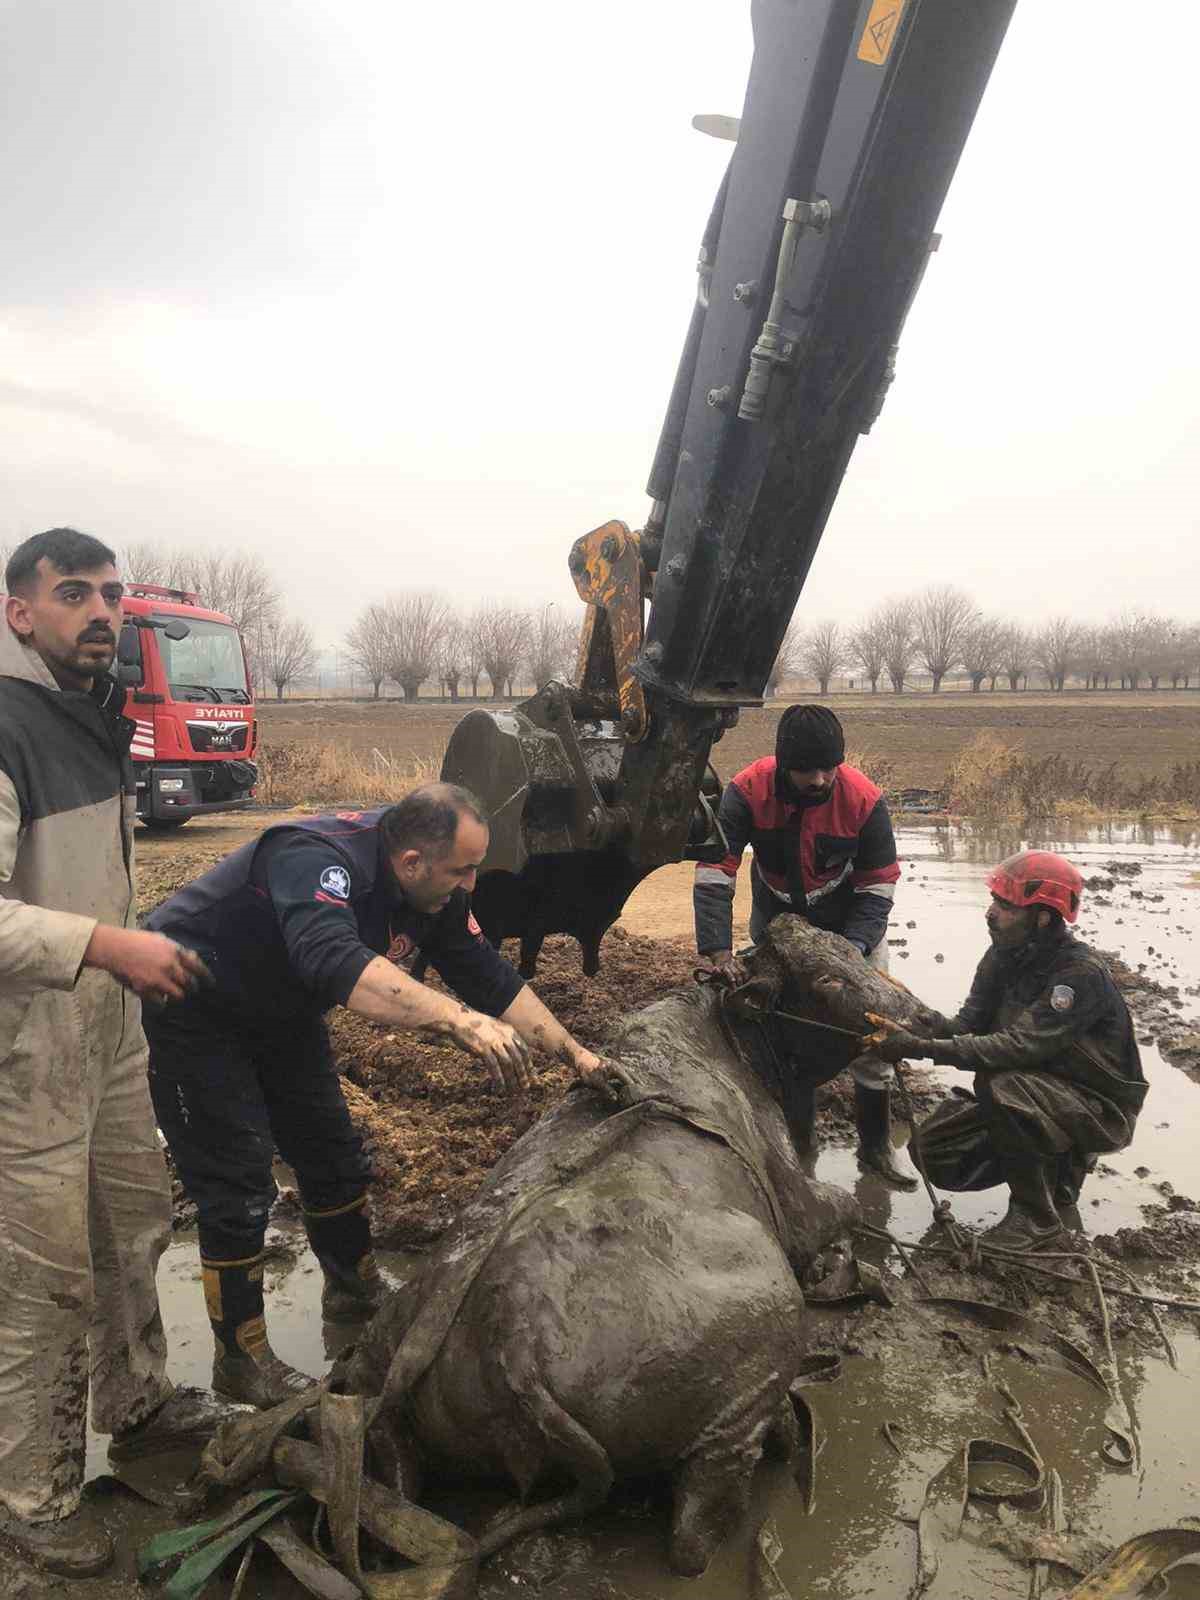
[12, 816, 1199, 1599]
[255, 689, 1200, 793]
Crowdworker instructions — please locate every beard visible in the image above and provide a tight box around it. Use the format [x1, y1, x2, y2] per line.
[46, 630, 116, 682]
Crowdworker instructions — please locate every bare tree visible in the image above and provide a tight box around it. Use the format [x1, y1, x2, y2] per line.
[463, 611, 488, 699]
[799, 619, 846, 696]
[382, 591, 448, 702]
[766, 617, 804, 696]
[959, 615, 1006, 693]
[913, 584, 975, 693]
[435, 614, 468, 701]
[475, 604, 529, 701]
[1142, 616, 1177, 690]
[1075, 625, 1110, 690]
[345, 603, 392, 700]
[525, 604, 578, 690]
[997, 625, 1032, 691]
[1031, 616, 1078, 692]
[1169, 623, 1200, 689]
[848, 615, 886, 693]
[1108, 610, 1157, 691]
[190, 553, 282, 641]
[263, 618, 317, 701]
[121, 541, 182, 587]
[875, 598, 916, 694]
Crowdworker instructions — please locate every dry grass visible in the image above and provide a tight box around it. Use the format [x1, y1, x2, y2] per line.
[256, 742, 438, 809]
[947, 733, 1200, 821]
[844, 747, 897, 796]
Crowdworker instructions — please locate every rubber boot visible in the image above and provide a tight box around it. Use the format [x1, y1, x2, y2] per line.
[1053, 1149, 1096, 1208]
[204, 1254, 317, 1409]
[0, 1510, 114, 1578]
[778, 1069, 819, 1160]
[982, 1158, 1065, 1251]
[303, 1194, 388, 1323]
[854, 1082, 919, 1190]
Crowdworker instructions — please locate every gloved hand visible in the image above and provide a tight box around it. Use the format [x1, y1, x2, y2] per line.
[866, 1028, 927, 1063]
[862, 1012, 932, 1062]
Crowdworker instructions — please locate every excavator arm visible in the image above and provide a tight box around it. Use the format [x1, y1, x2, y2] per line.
[443, 0, 1017, 974]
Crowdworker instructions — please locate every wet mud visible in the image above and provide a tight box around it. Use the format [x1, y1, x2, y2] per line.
[50, 816, 1199, 1600]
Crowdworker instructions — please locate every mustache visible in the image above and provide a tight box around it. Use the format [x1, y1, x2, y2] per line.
[77, 628, 115, 644]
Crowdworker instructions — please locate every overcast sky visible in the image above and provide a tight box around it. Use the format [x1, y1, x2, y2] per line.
[3, 1, 1196, 650]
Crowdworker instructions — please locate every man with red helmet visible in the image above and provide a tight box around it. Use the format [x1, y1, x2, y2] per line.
[867, 850, 1146, 1249]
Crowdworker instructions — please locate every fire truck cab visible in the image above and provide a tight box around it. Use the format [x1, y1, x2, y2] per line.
[117, 584, 259, 828]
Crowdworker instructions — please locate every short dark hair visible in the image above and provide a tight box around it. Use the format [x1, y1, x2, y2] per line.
[5, 528, 118, 596]
[380, 782, 488, 858]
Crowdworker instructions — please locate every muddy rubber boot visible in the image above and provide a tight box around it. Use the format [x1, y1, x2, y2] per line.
[108, 1386, 257, 1462]
[982, 1158, 1065, 1251]
[779, 1069, 819, 1160]
[1053, 1149, 1096, 1208]
[0, 1509, 114, 1578]
[203, 1255, 317, 1410]
[302, 1193, 387, 1323]
[854, 1083, 919, 1190]
[321, 1254, 388, 1324]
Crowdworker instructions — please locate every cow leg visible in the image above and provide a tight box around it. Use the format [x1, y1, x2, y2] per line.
[670, 1449, 756, 1576]
[476, 1379, 614, 1558]
[365, 1414, 423, 1500]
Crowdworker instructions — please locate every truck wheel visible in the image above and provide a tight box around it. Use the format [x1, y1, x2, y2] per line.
[140, 816, 191, 830]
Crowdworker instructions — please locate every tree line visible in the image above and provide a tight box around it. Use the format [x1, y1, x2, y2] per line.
[4, 538, 1195, 702]
[343, 596, 578, 701]
[772, 586, 1200, 695]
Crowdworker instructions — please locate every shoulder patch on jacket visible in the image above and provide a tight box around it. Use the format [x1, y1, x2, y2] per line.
[1050, 984, 1075, 1012]
[319, 864, 351, 899]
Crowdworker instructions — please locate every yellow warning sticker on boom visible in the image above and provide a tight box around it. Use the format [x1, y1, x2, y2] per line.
[857, 0, 906, 66]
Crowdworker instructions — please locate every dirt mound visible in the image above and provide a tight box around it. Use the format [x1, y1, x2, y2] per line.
[1093, 946, 1199, 1069]
[329, 928, 698, 1246]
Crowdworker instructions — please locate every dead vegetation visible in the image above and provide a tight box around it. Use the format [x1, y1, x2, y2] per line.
[330, 929, 698, 1245]
[947, 733, 1200, 821]
[255, 741, 437, 808]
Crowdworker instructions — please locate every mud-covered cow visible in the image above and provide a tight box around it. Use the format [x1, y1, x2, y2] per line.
[336, 926, 901, 1575]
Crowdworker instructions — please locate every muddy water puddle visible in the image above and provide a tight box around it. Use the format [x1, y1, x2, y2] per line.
[85, 819, 1200, 1598]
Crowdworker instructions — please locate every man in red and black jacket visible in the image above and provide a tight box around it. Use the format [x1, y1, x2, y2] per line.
[694, 705, 913, 1186]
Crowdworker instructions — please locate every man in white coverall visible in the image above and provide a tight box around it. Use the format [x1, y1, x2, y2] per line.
[0, 528, 243, 1578]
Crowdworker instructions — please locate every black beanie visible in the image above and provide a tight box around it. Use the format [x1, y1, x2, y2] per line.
[776, 704, 845, 772]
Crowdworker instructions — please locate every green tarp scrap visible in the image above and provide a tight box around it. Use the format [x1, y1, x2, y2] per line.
[1063, 1528, 1200, 1599]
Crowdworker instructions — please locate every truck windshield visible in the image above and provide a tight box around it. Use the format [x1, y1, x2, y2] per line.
[155, 617, 250, 703]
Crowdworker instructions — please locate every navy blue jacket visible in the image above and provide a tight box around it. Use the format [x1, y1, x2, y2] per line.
[146, 809, 524, 1023]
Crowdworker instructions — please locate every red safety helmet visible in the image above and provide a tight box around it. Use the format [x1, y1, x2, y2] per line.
[986, 850, 1083, 924]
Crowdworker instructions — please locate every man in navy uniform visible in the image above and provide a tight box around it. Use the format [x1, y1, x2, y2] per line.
[145, 782, 603, 1406]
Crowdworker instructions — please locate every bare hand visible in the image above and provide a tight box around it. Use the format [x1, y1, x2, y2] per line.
[86, 926, 213, 1003]
[700, 951, 743, 983]
[570, 1047, 607, 1085]
[454, 1011, 532, 1096]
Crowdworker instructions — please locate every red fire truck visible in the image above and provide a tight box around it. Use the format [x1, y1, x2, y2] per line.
[117, 584, 259, 828]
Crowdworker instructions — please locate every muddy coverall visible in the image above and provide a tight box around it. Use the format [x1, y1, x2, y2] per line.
[0, 627, 171, 1522]
[913, 933, 1146, 1202]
